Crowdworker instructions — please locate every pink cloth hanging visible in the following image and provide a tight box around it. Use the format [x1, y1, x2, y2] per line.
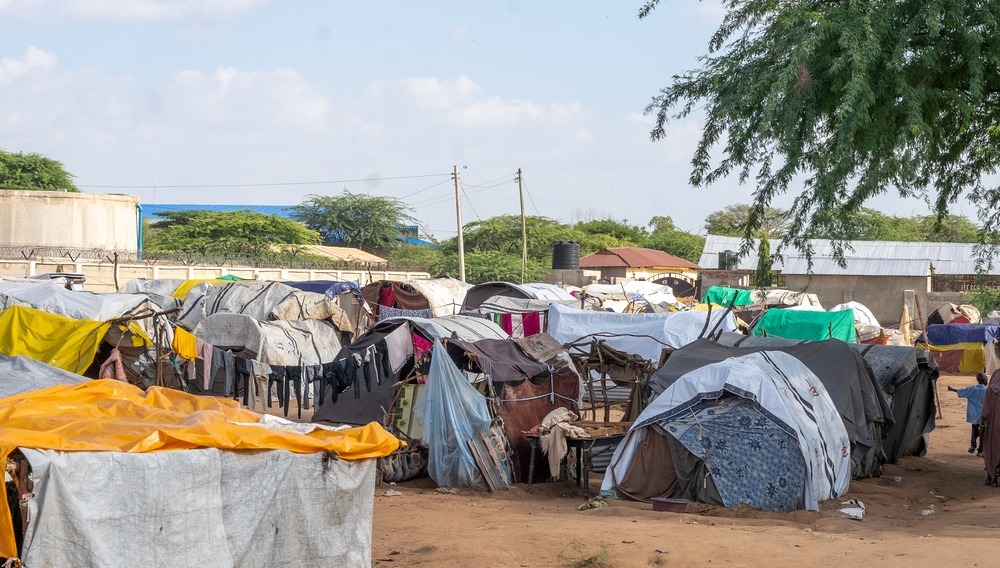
[98, 348, 127, 382]
[521, 312, 542, 337]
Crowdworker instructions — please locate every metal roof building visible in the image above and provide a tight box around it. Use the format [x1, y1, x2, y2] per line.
[699, 235, 996, 276]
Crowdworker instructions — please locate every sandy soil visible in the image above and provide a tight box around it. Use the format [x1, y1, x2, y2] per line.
[371, 373, 998, 567]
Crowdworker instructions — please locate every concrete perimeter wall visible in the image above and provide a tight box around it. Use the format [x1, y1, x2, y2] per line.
[782, 274, 964, 326]
[0, 259, 430, 293]
[0, 191, 139, 252]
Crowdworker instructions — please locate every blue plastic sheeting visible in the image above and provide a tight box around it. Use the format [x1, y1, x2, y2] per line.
[918, 324, 1000, 345]
[282, 280, 361, 298]
[413, 340, 491, 489]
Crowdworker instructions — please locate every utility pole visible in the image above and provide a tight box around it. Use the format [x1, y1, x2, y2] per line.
[517, 168, 527, 284]
[454, 165, 466, 282]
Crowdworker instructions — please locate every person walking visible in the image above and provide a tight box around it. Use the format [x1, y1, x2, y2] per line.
[948, 372, 987, 456]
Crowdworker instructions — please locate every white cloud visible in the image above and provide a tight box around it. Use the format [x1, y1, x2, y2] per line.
[165, 67, 330, 131]
[397, 75, 480, 111]
[55, 0, 267, 23]
[0, 46, 57, 84]
[0, 0, 47, 17]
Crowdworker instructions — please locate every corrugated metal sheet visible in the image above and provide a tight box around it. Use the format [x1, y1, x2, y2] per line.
[700, 235, 998, 276]
[780, 257, 931, 276]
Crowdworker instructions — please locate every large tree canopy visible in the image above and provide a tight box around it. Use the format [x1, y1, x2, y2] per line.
[144, 210, 320, 254]
[0, 150, 79, 192]
[292, 192, 414, 251]
[641, 0, 1000, 260]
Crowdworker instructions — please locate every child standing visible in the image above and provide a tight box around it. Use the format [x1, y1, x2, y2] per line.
[949, 372, 988, 456]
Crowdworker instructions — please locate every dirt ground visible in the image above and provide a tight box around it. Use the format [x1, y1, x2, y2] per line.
[370, 373, 998, 567]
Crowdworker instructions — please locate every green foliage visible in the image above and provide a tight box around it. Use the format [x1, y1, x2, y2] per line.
[387, 243, 443, 271]
[291, 192, 414, 251]
[434, 215, 577, 283]
[144, 210, 320, 254]
[704, 205, 789, 238]
[640, 0, 1000, 261]
[433, 250, 551, 283]
[0, 150, 79, 192]
[964, 287, 1000, 316]
[444, 215, 579, 258]
[754, 234, 773, 286]
[646, 215, 705, 263]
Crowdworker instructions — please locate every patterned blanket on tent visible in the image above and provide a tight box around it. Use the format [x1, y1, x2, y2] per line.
[666, 397, 807, 512]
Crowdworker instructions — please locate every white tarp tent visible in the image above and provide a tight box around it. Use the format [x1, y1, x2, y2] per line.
[19, 448, 376, 567]
[0, 281, 149, 322]
[547, 303, 737, 363]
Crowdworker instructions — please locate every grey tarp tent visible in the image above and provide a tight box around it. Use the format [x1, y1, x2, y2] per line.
[602, 351, 851, 511]
[652, 338, 892, 479]
[716, 333, 938, 462]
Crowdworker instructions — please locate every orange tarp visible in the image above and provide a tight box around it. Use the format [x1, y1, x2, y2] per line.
[0, 380, 400, 558]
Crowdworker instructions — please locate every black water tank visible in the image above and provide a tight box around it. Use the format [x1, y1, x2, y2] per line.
[552, 241, 581, 270]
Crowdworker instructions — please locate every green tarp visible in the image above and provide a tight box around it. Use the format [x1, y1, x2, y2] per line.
[702, 286, 754, 307]
[752, 309, 857, 343]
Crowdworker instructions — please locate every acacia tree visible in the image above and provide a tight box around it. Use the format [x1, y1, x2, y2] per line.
[0, 150, 79, 191]
[641, 0, 1000, 262]
[292, 192, 415, 251]
[144, 210, 319, 254]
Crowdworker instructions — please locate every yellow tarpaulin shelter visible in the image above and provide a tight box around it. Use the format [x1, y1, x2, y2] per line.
[0, 379, 400, 558]
[172, 278, 230, 299]
[0, 305, 112, 374]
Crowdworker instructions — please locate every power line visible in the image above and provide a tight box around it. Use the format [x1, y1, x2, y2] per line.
[409, 183, 500, 209]
[398, 178, 454, 200]
[520, 175, 541, 215]
[79, 172, 453, 189]
[460, 182, 481, 221]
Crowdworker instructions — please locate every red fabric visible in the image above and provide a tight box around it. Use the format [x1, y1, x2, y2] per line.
[412, 332, 433, 359]
[501, 313, 514, 335]
[931, 350, 963, 373]
[376, 285, 396, 320]
[522, 312, 542, 337]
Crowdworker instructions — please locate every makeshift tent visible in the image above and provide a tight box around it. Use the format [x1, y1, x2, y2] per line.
[702, 286, 754, 307]
[463, 281, 575, 309]
[0, 306, 115, 374]
[192, 313, 344, 415]
[582, 281, 680, 312]
[178, 281, 353, 334]
[753, 308, 857, 343]
[283, 280, 367, 333]
[414, 340, 493, 488]
[443, 333, 581, 481]
[169, 278, 228, 299]
[312, 315, 508, 425]
[284, 279, 362, 298]
[927, 303, 981, 326]
[0, 380, 398, 565]
[120, 278, 186, 297]
[916, 324, 1000, 373]
[602, 351, 850, 511]
[654, 338, 892, 478]
[362, 278, 471, 320]
[0, 281, 149, 322]
[547, 303, 737, 363]
[830, 301, 880, 328]
[0, 355, 87, 397]
[702, 286, 822, 309]
[717, 333, 939, 463]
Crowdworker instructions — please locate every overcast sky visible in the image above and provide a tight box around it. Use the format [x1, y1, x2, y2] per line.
[0, 1, 975, 238]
